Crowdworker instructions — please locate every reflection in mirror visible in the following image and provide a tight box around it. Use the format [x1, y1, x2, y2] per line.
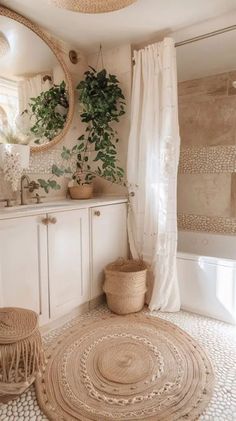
[0, 15, 69, 147]
[176, 29, 236, 225]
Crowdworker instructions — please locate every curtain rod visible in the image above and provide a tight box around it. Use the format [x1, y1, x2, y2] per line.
[175, 24, 236, 47]
[132, 24, 236, 63]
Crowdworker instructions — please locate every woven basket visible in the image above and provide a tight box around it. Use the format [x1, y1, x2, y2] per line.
[69, 184, 93, 199]
[104, 259, 147, 315]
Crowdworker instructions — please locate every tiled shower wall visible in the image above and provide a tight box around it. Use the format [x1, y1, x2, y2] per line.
[177, 71, 236, 234]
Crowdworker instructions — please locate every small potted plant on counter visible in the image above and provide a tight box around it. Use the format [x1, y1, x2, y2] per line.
[38, 67, 126, 199]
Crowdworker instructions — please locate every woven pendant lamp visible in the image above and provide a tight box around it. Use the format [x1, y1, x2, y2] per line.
[50, 0, 137, 13]
[0, 33, 10, 58]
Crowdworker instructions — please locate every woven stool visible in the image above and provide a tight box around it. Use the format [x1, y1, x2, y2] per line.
[0, 307, 45, 403]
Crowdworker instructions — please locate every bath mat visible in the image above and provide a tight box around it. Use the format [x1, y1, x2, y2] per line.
[35, 312, 214, 420]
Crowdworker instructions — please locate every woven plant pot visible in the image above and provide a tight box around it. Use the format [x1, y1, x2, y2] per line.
[104, 259, 147, 315]
[69, 184, 93, 199]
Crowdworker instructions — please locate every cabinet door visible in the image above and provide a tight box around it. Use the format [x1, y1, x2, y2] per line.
[48, 209, 90, 319]
[90, 203, 128, 299]
[0, 215, 49, 325]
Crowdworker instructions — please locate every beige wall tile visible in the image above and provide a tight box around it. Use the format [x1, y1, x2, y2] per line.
[231, 173, 236, 217]
[179, 95, 236, 146]
[178, 72, 228, 97]
[228, 71, 236, 96]
[177, 173, 232, 217]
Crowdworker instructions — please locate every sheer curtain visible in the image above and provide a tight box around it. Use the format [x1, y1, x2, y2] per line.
[127, 38, 180, 312]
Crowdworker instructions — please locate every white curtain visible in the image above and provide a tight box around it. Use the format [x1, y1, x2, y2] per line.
[127, 38, 180, 312]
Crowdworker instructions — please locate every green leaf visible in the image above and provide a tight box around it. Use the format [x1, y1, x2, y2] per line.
[61, 147, 71, 160]
[38, 179, 49, 194]
[38, 179, 48, 188]
[48, 180, 61, 190]
[52, 164, 64, 177]
[64, 167, 73, 174]
[77, 142, 85, 150]
[94, 151, 105, 162]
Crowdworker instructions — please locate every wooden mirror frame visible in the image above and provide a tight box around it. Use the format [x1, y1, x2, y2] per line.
[0, 5, 74, 153]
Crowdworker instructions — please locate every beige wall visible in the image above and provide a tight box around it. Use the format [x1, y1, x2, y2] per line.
[177, 70, 236, 228]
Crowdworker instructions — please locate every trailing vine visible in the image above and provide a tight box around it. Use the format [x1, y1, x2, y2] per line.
[24, 81, 69, 144]
[38, 68, 126, 193]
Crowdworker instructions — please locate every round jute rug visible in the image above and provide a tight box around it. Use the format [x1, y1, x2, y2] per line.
[35, 312, 214, 420]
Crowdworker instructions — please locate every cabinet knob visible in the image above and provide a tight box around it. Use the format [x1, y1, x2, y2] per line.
[41, 217, 57, 225]
[94, 210, 101, 217]
[41, 217, 50, 225]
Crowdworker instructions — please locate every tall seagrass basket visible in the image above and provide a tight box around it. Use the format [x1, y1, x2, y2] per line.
[103, 259, 147, 315]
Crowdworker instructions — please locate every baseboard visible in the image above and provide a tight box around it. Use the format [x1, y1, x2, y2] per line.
[89, 294, 106, 310]
[40, 295, 105, 335]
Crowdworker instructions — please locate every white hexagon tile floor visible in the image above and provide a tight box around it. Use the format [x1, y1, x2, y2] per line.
[0, 306, 236, 421]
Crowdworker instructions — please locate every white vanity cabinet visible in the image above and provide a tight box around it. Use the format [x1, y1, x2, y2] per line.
[0, 199, 128, 327]
[47, 209, 90, 319]
[90, 203, 128, 299]
[0, 214, 49, 325]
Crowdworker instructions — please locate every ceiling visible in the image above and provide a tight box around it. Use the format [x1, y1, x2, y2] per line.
[1, 0, 236, 53]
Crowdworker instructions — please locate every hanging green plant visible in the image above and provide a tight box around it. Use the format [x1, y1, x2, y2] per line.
[38, 67, 126, 194]
[23, 81, 69, 144]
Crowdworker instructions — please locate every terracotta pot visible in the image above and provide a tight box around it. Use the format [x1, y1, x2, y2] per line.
[69, 184, 93, 200]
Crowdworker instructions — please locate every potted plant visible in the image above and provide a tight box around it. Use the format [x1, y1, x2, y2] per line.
[38, 68, 126, 199]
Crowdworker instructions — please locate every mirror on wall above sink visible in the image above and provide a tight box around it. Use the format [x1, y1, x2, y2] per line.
[0, 6, 74, 153]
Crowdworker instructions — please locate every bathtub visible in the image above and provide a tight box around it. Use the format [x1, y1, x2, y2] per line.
[177, 231, 236, 324]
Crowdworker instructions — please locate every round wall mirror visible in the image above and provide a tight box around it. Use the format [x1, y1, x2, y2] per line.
[0, 6, 74, 153]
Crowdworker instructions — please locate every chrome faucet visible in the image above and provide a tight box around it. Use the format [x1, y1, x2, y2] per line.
[20, 175, 39, 205]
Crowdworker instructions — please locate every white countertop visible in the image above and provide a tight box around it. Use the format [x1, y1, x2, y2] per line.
[0, 196, 128, 220]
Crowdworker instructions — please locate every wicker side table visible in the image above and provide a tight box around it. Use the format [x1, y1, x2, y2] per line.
[0, 307, 45, 403]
